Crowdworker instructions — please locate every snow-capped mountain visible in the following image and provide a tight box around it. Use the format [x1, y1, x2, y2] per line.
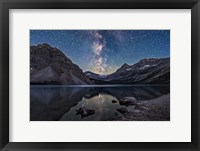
[85, 58, 170, 84]
[30, 43, 169, 85]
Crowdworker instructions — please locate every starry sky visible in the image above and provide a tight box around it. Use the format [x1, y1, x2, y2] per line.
[30, 30, 170, 74]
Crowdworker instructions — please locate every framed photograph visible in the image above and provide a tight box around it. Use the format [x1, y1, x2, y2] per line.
[0, 0, 200, 150]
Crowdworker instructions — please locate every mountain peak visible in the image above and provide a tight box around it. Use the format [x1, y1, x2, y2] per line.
[30, 43, 92, 84]
[121, 63, 130, 68]
[30, 43, 53, 51]
[113, 63, 130, 73]
[38, 43, 52, 48]
[121, 63, 130, 69]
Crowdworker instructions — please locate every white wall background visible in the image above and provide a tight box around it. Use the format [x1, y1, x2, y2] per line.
[9, 9, 191, 142]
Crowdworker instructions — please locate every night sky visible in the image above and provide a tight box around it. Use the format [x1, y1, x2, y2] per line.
[30, 30, 170, 74]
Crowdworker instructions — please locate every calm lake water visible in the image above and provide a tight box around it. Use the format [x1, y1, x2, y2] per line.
[30, 85, 170, 121]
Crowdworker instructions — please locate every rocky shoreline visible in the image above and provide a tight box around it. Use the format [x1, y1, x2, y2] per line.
[111, 94, 170, 121]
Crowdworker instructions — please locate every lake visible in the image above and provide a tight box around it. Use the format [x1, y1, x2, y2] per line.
[30, 85, 170, 121]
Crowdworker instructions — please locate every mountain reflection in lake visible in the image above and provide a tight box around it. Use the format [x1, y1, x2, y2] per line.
[30, 85, 170, 121]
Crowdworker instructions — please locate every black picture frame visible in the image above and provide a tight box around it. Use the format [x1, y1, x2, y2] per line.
[0, 0, 200, 150]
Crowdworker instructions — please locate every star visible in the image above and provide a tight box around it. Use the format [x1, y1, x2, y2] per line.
[30, 30, 170, 74]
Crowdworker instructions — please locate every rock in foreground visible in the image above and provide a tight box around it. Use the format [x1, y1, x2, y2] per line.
[76, 107, 95, 118]
[114, 94, 170, 121]
[119, 97, 137, 106]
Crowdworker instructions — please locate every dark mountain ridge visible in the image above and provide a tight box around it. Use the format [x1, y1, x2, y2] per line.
[85, 58, 170, 84]
[30, 43, 92, 85]
[30, 43, 170, 85]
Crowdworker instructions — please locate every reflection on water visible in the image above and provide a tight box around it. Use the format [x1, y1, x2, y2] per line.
[30, 85, 170, 121]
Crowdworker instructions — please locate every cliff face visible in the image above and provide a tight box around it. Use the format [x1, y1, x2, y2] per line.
[30, 43, 92, 85]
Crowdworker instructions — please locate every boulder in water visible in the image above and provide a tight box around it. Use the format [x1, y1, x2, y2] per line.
[119, 97, 137, 106]
[76, 107, 95, 118]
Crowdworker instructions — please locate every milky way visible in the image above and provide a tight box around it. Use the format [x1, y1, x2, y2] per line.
[30, 30, 170, 74]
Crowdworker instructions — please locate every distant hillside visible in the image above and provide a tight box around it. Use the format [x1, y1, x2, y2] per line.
[85, 58, 170, 84]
